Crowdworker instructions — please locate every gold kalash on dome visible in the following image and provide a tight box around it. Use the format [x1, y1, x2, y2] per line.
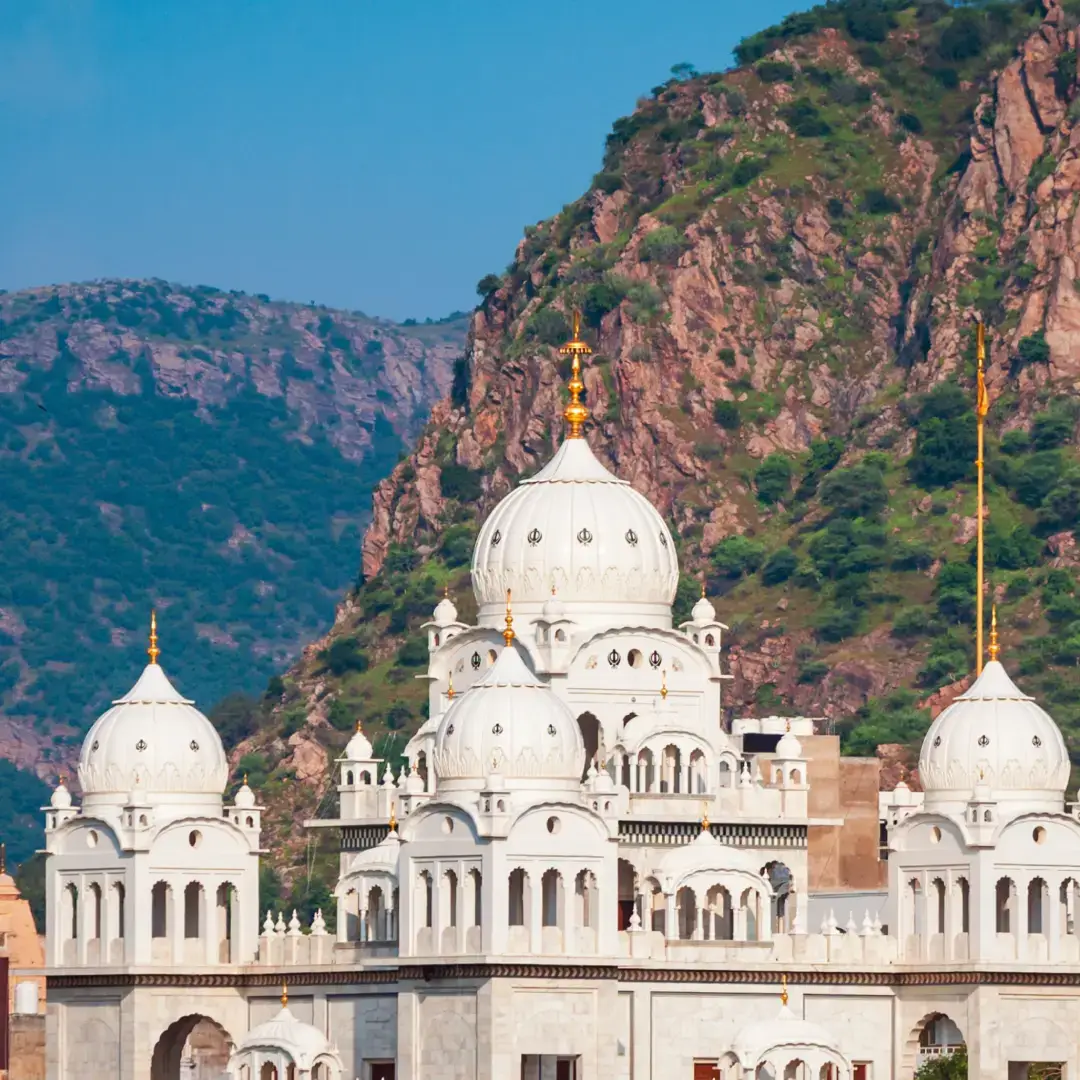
[559, 310, 592, 438]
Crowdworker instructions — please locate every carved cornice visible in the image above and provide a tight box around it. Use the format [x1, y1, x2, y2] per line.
[47, 965, 1080, 991]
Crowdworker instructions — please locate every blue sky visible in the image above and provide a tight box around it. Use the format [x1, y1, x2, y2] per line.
[0, 1, 805, 321]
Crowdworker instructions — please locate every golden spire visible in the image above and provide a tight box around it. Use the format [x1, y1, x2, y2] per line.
[281, 980, 288, 1008]
[389, 802, 397, 832]
[700, 580, 706, 598]
[0, 842, 5, 875]
[447, 672, 455, 699]
[988, 604, 1000, 662]
[503, 589, 515, 646]
[781, 973, 789, 1007]
[785, 716, 791, 733]
[700, 802, 709, 832]
[558, 309, 592, 439]
[444, 583, 450, 599]
[147, 609, 160, 665]
[242, 773, 248, 786]
[660, 671, 668, 700]
[975, 321, 990, 675]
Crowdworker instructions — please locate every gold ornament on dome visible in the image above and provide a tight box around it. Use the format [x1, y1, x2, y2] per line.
[558, 310, 592, 438]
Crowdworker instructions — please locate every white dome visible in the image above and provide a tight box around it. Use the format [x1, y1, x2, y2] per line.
[50, 779, 72, 809]
[432, 643, 584, 795]
[344, 721, 374, 761]
[656, 827, 762, 888]
[775, 730, 802, 759]
[691, 593, 716, 624]
[345, 829, 401, 878]
[734, 1004, 846, 1069]
[433, 594, 458, 627]
[234, 1004, 338, 1071]
[234, 781, 256, 809]
[541, 588, 567, 622]
[77, 663, 228, 816]
[471, 438, 679, 629]
[919, 659, 1069, 815]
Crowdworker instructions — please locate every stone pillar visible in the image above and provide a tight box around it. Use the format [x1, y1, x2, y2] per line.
[563, 872, 576, 955]
[204, 881, 219, 965]
[529, 874, 543, 953]
[454, 871, 465, 954]
[734, 904, 747, 942]
[918, 871, 930, 962]
[631, 986, 652, 1080]
[76, 874, 88, 966]
[170, 881, 184, 965]
[1016, 874, 1030, 963]
[681, 763, 691, 795]
[1047, 877, 1061, 962]
[697, 903, 708, 941]
[430, 869, 442, 956]
[664, 893, 676, 939]
[396, 987, 419, 1080]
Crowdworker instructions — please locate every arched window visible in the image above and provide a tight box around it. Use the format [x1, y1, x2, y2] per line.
[718, 760, 732, 788]
[576, 870, 598, 930]
[789, 768, 802, 785]
[907, 878, 922, 937]
[184, 882, 202, 938]
[419, 871, 433, 929]
[367, 886, 385, 941]
[217, 883, 234, 955]
[508, 869, 527, 926]
[346, 771, 354, 786]
[112, 882, 126, 940]
[760, 862, 793, 933]
[956, 877, 970, 935]
[468, 869, 482, 927]
[151, 882, 168, 939]
[706, 885, 733, 940]
[996, 877, 1016, 934]
[932, 878, 946, 935]
[445, 869, 459, 928]
[676, 886, 696, 939]
[89, 883, 103, 940]
[661, 744, 682, 793]
[541, 869, 562, 928]
[576, 713, 600, 780]
[1028, 877, 1048, 935]
[64, 883, 79, 940]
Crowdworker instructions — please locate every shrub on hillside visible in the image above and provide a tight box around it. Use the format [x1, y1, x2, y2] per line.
[640, 226, 689, 265]
[396, 637, 429, 667]
[318, 636, 369, 676]
[819, 461, 888, 519]
[710, 535, 766, 578]
[908, 382, 975, 489]
[440, 464, 484, 502]
[713, 399, 740, 430]
[755, 453, 793, 505]
[762, 547, 798, 585]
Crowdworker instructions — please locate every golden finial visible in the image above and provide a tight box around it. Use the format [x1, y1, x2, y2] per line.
[660, 671, 668, 700]
[700, 802, 709, 832]
[147, 609, 160, 665]
[0, 842, 6, 875]
[785, 716, 791, 733]
[503, 589, 515, 646]
[975, 320, 990, 674]
[780, 973, 789, 1007]
[389, 802, 397, 832]
[988, 604, 1000, 662]
[281, 980, 288, 1008]
[700, 580, 706, 598]
[558, 308, 592, 439]
[447, 672, 455, 699]
[444, 583, 450, 599]
[243, 773, 248, 786]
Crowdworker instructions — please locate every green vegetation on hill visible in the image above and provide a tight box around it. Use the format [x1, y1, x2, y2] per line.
[0, 279, 466, 862]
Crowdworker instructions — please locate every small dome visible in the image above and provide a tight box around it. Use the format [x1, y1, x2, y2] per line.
[344, 721, 373, 761]
[234, 781, 256, 809]
[51, 779, 72, 810]
[919, 659, 1069, 814]
[233, 1003, 339, 1072]
[734, 1004, 846, 1071]
[691, 593, 716, 624]
[657, 827, 761, 888]
[347, 829, 401, 877]
[433, 593, 458, 627]
[541, 589, 567, 622]
[471, 439, 679, 629]
[78, 663, 228, 816]
[775, 730, 802, 759]
[433, 644, 584, 795]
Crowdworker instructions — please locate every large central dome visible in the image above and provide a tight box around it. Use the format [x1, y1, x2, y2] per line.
[471, 438, 679, 628]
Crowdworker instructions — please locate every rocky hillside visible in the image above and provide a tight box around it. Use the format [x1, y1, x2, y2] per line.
[0, 279, 467, 793]
[221, 0, 1080, 915]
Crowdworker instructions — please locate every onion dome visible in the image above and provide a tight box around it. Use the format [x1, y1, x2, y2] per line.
[471, 320, 678, 629]
[919, 658, 1069, 815]
[348, 828, 401, 876]
[232, 991, 340, 1074]
[734, 996, 847, 1073]
[51, 778, 72, 809]
[541, 587, 567, 623]
[234, 778, 256, 809]
[433, 590, 459, 627]
[775, 725, 803, 759]
[690, 591, 717, 625]
[77, 620, 228, 816]
[433, 628, 584, 796]
[344, 720, 374, 761]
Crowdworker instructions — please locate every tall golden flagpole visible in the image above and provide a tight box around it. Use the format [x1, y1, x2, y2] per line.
[975, 321, 989, 674]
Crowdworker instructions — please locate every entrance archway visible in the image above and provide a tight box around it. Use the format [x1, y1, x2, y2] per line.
[151, 1014, 234, 1080]
[576, 712, 600, 780]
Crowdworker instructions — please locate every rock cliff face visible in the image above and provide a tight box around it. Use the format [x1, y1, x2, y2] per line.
[0, 279, 466, 792]
[302, 0, 1080, 780]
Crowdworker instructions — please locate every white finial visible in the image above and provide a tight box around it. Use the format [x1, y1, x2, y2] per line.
[382, 763, 394, 787]
[628, 910, 643, 932]
[738, 762, 752, 788]
[791, 905, 805, 935]
[872, 914, 883, 935]
[274, 912, 286, 937]
[311, 909, 327, 936]
[845, 911, 857, 935]
[826, 909, 839, 936]
[287, 909, 302, 937]
[860, 910, 874, 937]
[262, 910, 275, 937]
